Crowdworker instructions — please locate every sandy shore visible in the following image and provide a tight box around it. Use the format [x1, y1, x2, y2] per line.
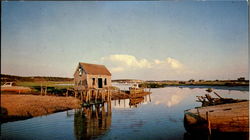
[1, 94, 81, 123]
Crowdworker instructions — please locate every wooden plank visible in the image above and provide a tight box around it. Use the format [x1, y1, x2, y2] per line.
[185, 101, 249, 133]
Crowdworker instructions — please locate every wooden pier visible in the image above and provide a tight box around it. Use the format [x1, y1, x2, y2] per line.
[69, 88, 119, 107]
[69, 87, 150, 106]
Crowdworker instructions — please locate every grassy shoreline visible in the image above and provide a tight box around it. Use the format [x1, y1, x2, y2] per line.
[1, 94, 81, 123]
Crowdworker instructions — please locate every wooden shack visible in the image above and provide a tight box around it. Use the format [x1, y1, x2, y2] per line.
[74, 62, 112, 90]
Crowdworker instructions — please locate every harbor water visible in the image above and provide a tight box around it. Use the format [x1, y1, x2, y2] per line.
[1, 86, 248, 140]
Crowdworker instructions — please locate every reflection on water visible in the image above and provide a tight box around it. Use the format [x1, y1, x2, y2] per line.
[112, 94, 151, 109]
[152, 88, 189, 107]
[74, 103, 112, 140]
[73, 94, 150, 140]
[1, 86, 248, 140]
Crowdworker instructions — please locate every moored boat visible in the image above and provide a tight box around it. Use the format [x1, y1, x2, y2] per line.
[129, 83, 144, 94]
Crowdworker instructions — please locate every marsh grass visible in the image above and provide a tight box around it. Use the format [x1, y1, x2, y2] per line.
[1, 94, 81, 123]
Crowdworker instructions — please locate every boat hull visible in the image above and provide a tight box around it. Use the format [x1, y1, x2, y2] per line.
[184, 101, 249, 134]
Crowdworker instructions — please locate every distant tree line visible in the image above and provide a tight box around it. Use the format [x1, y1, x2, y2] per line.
[1, 74, 73, 82]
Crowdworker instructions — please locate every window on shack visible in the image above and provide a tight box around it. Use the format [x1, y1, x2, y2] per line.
[78, 67, 83, 76]
[92, 78, 95, 86]
[104, 78, 107, 85]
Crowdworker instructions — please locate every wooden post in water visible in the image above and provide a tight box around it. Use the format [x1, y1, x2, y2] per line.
[45, 86, 47, 96]
[86, 90, 88, 102]
[80, 91, 83, 101]
[88, 90, 91, 102]
[95, 90, 98, 102]
[102, 103, 105, 114]
[106, 89, 108, 101]
[110, 89, 112, 101]
[107, 89, 109, 101]
[83, 90, 85, 102]
[89, 89, 91, 102]
[74, 90, 77, 98]
[102, 90, 104, 102]
[40, 83, 43, 95]
[66, 89, 68, 97]
[109, 89, 111, 101]
[206, 111, 212, 137]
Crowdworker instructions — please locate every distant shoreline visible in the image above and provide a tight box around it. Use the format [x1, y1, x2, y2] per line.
[165, 85, 249, 91]
[139, 81, 249, 90]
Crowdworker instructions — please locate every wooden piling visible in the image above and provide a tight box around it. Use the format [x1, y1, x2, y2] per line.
[80, 91, 83, 101]
[86, 90, 88, 102]
[88, 90, 91, 102]
[95, 104, 99, 120]
[66, 90, 68, 97]
[95, 90, 98, 102]
[206, 111, 212, 136]
[74, 91, 77, 98]
[45, 86, 47, 96]
[40, 83, 43, 95]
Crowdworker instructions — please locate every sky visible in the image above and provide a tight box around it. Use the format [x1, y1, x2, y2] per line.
[1, 1, 248, 80]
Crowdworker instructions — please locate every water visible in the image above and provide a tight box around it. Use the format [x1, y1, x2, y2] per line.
[1, 86, 248, 140]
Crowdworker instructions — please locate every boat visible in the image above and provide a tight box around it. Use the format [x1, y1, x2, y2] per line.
[129, 83, 144, 94]
[184, 92, 249, 134]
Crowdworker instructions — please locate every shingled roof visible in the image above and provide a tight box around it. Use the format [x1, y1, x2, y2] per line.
[79, 62, 111, 76]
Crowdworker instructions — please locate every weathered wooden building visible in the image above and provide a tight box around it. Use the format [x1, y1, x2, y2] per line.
[74, 62, 112, 90]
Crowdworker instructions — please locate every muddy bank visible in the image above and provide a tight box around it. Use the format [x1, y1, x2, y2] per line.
[1, 94, 81, 123]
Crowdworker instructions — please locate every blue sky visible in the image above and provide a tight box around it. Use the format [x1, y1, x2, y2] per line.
[1, 1, 248, 80]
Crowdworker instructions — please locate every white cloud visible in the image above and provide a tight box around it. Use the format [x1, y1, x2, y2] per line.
[154, 59, 163, 64]
[100, 54, 184, 77]
[101, 54, 151, 69]
[152, 57, 182, 69]
[166, 57, 183, 69]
